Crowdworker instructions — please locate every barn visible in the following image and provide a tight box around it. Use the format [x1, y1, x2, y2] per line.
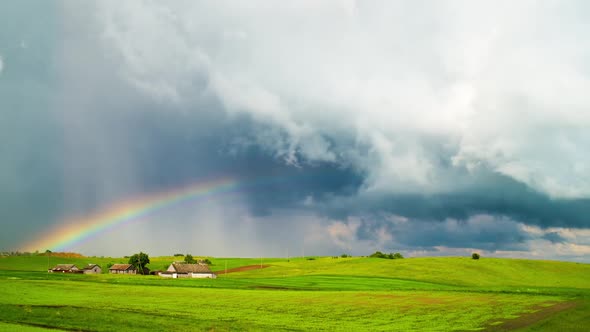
[108, 264, 137, 274]
[82, 264, 102, 274]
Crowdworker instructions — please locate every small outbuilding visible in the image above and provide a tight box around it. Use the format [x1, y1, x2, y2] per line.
[108, 264, 137, 274]
[82, 264, 102, 274]
[161, 263, 216, 279]
[48, 264, 80, 273]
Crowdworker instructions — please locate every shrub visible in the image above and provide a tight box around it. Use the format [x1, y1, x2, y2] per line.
[370, 251, 387, 258]
[472, 253, 480, 260]
[184, 254, 195, 264]
[173, 253, 184, 257]
[370, 251, 404, 259]
[340, 254, 350, 258]
[307, 257, 316, 260]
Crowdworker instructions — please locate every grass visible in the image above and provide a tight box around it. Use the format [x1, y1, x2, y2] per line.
[0, 278, 566, 331]
[0, 321, 53, 332]
[226, 256, 590, 288]
[0, 255, 588, 331]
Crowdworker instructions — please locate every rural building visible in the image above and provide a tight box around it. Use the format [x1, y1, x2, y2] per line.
[108, 264, 137, 274]
[48, 264, 80, 273]
[82, 264, 102, 274]
[160, 263, 217, 279]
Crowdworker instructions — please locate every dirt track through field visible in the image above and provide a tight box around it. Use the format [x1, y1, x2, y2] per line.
[214, 264, 270, 275]
[484, 301, 578, 331]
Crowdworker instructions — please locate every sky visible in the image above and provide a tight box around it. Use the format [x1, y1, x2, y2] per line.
[1, 1, 590, 261]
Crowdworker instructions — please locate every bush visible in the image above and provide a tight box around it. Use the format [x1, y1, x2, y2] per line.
[370, 251, 404, 259]
[370, 251, 386, 258]
[472, 253, 480, 260]
[307, 257, 316, 260]
[184, 254, 195, 264]
[173, 253, 184, 257]
[340, 254, 350, 258]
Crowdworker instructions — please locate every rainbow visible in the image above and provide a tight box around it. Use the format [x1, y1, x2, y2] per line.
[23, 177, 242, 252]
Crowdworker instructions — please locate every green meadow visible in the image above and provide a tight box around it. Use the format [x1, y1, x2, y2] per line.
[0, 255, 588, 331]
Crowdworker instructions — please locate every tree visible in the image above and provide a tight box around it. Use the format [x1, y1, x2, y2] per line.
[370, 251, 386, 258]
[370, 251, 404, 259]
[128, 252, 150, 273]
[184, 254, 195, 264]
[472, 253, 480, 260]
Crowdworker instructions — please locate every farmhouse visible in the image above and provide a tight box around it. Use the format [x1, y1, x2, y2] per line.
[48, 264, 80, 273]
[160, 263, 217, 279]
[82, 264, 102, 274]
[108, 264, 137, 274]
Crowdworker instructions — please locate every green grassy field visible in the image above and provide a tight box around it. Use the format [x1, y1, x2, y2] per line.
[0, 255, 588, 331]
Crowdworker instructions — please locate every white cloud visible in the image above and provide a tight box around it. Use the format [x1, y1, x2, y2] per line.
[86, 1, 590, 198]
[326, 219, 359, 250]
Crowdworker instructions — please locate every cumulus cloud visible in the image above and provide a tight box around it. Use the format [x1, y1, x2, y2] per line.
[92, 0, 590, 199]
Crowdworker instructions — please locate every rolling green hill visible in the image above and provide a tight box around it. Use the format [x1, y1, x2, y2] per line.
[222, 256, 590, 289]
[0, 255, 588, 331]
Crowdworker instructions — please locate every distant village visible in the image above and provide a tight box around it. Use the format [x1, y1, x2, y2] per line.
[48, 260, 217, 279]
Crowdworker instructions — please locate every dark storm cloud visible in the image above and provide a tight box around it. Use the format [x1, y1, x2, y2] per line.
[541, 232, 566, 244]
[355, 215, 531, 252]
[102, 109, 365, 218]
[318, 172, 590, 229]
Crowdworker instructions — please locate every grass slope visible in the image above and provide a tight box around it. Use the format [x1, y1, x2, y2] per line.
[0, 278, 566, 331]
[225, 256, 590, 289]
[0, 255, 588, 331]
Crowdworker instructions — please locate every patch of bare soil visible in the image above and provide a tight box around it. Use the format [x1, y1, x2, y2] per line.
[214, 264, 270, 274]
[484, 301, 579, 331]
[39, 252, 84, 258]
